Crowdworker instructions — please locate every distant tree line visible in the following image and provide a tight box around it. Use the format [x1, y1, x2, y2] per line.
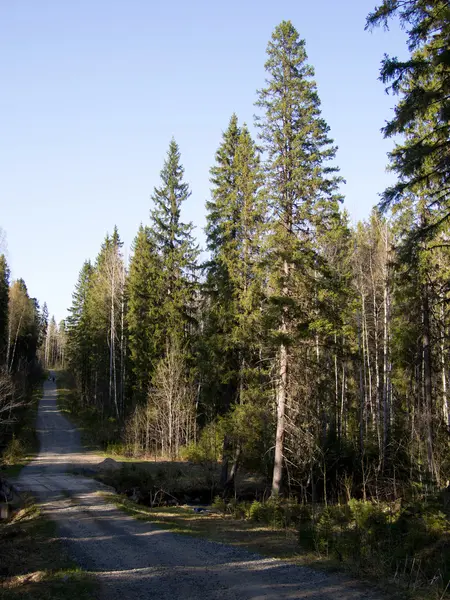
[65, 7, 450, 500]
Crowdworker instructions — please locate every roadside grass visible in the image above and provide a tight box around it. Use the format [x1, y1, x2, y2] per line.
[0, 497, 98, 599]
[105, 492, 307, 560]
[105, 493, 449, 600]
[0, 386, 41, 478]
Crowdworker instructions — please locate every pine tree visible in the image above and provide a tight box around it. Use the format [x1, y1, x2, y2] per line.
[127, 224, 164, 402]
[365, 3, 450, 475]
[150, 139, 199, 341]
[255, 21, 343, 495]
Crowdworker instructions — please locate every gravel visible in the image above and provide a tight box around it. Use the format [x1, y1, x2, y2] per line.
[13, 375, 383, 599]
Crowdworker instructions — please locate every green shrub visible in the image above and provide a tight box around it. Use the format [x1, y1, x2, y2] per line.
[105, 442, 128, 456]
[296, 496, 449, 594]
[228, 499, 250, 520]
[2, 436, 24, 465]
[245, 498, 307, 528]
[212, 495, 227, 513]
[181, 423, 222, 464]
[248, 500, 264, 522]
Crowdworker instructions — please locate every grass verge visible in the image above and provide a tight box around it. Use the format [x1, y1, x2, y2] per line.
[0, 498, 98, 599]
[106, 493, 449, 600]
[105, 492, 306, 559]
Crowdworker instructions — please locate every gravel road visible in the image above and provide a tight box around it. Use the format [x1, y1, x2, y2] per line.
[13, 375, 382, 600]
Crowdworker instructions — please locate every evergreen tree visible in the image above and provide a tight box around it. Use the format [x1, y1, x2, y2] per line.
[47, 316, 58, 367]
[39, 302, 49, 349]
[150, 139, 199, 341]
[88, 229, 125, 417]
[366, 1, 450, 229]
[206, 120, 266, 389]
[204, 116, 268, 485]
[127, 225, 164, 402]
[38, 302, 49, 365]
[255, 21, 343, 495]
[67, 260, 94, 405]
[203, 114, 243, 416]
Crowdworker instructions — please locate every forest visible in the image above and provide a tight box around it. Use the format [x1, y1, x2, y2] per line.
[40, 4, 449, 505]
[2, 2, 448, 504]
[0, 0, 449, 593]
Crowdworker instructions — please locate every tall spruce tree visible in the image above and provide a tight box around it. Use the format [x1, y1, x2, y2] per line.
[203, 114, 242, 416]
[150, 139, 199, 342]
[256, 21, 343, 495]
[204, 116, 268, 484]
[127, 225, 164, 401]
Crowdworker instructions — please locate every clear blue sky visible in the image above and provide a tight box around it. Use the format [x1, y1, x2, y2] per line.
[0, 0, 406, 322]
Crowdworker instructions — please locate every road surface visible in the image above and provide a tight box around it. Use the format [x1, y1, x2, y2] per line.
[14, 375, 382, 600]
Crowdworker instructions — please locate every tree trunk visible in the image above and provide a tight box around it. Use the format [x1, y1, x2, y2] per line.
[9, 310, 23, 373]
[422, 283, 436, 482]
[358, 312, 365, 453]
[272, 251, 289, 497]
[382, 236, 390, 466]
[370, 253, 382, 460]
[224, 445, 241, 497]
[441, 305, 449, 431]
[220, 436, 230, 488]
[272, 340, 287, 496]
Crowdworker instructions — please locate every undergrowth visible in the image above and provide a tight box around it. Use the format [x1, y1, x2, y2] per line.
[0, 385, 41, 476]
[212, 495, 450, 597]
[96, 461, 218, 505]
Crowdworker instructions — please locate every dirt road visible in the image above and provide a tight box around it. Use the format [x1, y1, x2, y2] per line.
[13, 376, 382, 599]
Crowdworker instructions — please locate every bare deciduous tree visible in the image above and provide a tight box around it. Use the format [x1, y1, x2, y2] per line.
[0, 369, 21, 425]
[125, 338, 196, 458]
